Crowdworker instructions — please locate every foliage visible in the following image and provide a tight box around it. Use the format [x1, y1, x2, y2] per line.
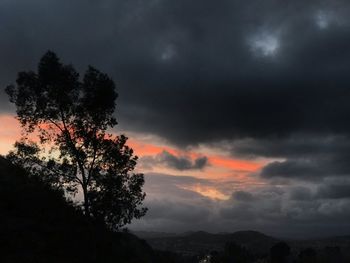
[6, 51, 147, 229]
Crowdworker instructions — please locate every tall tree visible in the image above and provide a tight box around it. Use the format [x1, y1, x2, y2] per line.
[6, 51, 147, 229]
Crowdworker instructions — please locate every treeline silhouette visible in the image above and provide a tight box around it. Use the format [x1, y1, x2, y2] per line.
[195, 241, 346, 263]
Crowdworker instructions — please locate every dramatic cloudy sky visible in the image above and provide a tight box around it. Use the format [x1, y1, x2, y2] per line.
[1, 0, 350, 238]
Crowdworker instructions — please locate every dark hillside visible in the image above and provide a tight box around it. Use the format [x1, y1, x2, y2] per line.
[227, 230, 278, 255]
[0, 156, 155, 263]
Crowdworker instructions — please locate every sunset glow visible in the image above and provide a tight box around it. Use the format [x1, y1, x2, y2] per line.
[180, 184, 230, 200]
[0, 114, 266, 201]
[0, 114, 20, 154]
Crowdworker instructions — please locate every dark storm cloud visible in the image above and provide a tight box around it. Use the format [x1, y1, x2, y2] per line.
[289, 186, 313, 201]
[230, 136, 350, 159]
[115, 0, 350, 146]
[2, 0, 350, 146]
[232, 191, 256, 202]
[141, 150, 208, 170]
[316, 183, 350, 199]
[260, 156, 350, 181]
[232, 135, 350, 181]
[260, 159, 328, 181]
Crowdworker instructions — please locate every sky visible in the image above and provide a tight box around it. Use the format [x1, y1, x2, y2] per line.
[1, 0, 350, 238]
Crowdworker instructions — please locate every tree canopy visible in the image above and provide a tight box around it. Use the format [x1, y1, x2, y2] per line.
[6, 51, 147, 229]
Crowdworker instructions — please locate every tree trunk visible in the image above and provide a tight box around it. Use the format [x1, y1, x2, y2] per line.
[82, 183, 89, 217]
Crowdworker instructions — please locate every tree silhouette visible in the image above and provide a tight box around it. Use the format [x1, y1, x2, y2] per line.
[6, 51, 147, 229]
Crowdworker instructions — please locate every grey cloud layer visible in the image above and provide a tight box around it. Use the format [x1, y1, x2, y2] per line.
[131, 173, 350, 238]
[230, 135, 350, 181]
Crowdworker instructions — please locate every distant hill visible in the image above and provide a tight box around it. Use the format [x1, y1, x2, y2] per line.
[133, 231, 178, 239]
[0, 156, 156, 263]
[138, 229, 350, 261]
[142, 230, 279, 256]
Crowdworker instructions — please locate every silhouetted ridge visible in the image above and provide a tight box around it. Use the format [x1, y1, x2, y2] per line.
[0, 156, 154, 263]
[228, 230, 277, 254]
[145, 230, 279, 256]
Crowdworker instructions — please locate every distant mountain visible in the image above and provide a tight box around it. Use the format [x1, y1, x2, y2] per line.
[142, 230, 279, 256]
[133, 231, 178, 239]
[138, 229, 350, 261]
[227, 230, 279, 254]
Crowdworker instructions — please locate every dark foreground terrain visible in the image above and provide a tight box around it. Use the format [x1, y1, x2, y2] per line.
[0, 156, 156, 263]
[1, 155, 350, 263]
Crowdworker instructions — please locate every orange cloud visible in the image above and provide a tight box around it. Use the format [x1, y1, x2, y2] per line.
[210, 156, 264, 173]
[129, 138, 264, 172]
[0, 114, 266, 189]
[128, 138, 178, 156]
[128, 137, 266, 188]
